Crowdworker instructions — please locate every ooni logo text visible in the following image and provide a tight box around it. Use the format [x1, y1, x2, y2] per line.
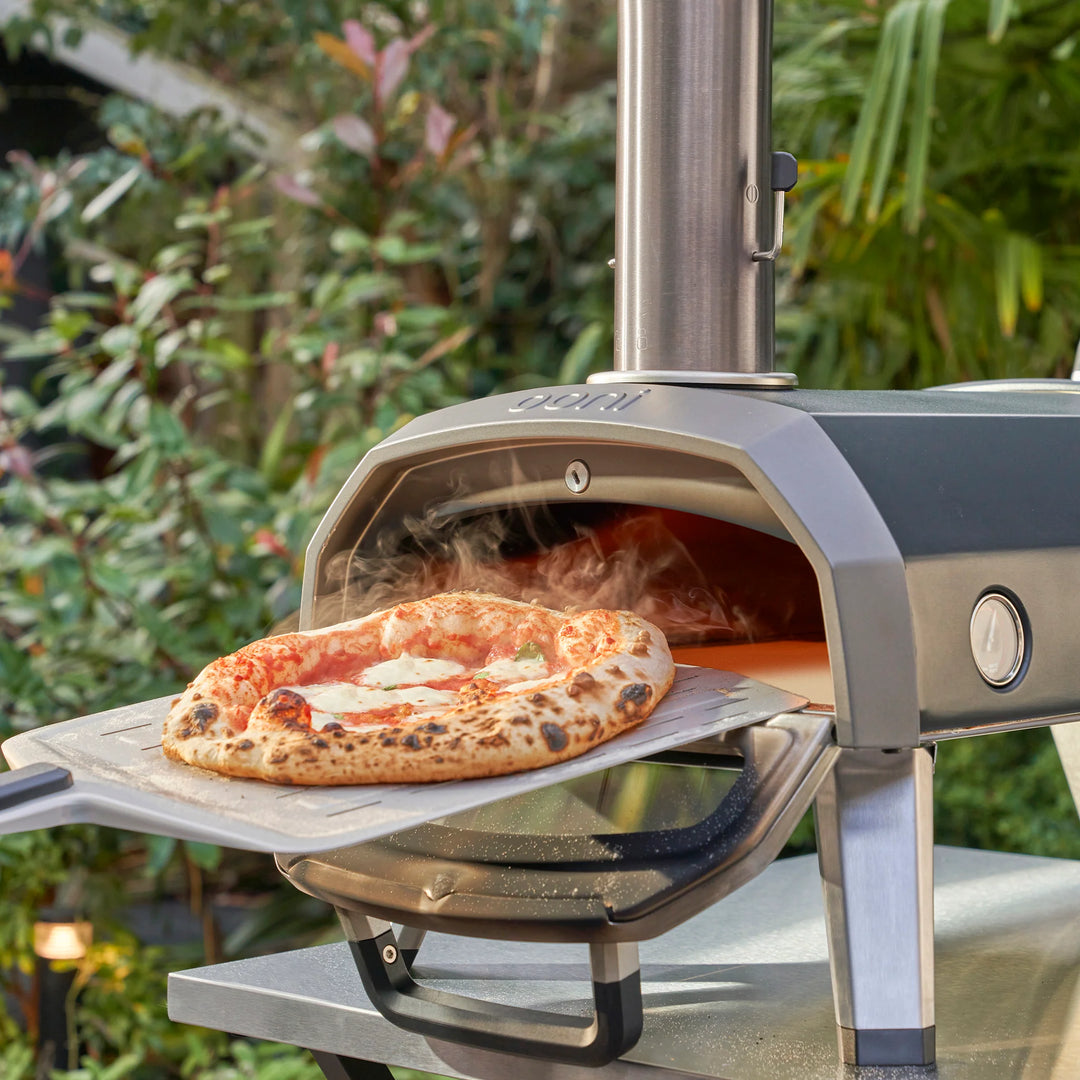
[508, 389, 651, 414]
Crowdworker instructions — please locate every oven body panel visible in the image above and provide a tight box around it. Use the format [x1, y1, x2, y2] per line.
[903, 549, 1080, 736]
[800, 392, 1080, 556]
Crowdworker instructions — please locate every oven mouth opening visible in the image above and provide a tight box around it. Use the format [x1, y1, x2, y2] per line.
[311, 500, 833, 707]
[316, 503, 827, 642]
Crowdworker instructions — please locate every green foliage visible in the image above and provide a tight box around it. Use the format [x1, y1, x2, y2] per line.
[782, 728, 1080, 861]
[0, 1, 616, 1074]
[178, 1041, 325, 1080]
[774, 0, 1080, 387]
[934, 729, 1080, 858]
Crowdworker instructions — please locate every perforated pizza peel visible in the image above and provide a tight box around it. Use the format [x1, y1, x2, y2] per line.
[0, 667, 806, 853]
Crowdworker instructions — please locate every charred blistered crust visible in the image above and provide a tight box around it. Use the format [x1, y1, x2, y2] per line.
[616, 683, 652, 714]
[263, 688, 312, 729]
[191, 703, 219, 729]
[566, 671, 596, 698]
[540, 722, 568, 752]
[161, 592, 674, 785]
[164, 702, 220, 744]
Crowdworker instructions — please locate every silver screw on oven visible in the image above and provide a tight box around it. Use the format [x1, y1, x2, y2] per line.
[382, 944, 398, 965]
[565, 460, 591, 493]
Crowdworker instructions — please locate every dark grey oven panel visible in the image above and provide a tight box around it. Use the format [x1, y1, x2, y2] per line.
[907, 549, 1080, 738]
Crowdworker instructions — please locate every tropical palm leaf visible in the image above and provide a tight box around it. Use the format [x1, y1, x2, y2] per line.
[774, 0, 1080, 389]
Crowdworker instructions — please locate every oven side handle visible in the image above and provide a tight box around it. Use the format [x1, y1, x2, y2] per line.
[340, 914, 642, 1066]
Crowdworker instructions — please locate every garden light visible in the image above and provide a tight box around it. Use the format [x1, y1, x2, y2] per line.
[33, 916, 92, 961]
[33, 907, 91, 1072]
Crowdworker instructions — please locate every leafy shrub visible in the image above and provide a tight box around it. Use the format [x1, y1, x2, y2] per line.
[0, 2, 616, 1074]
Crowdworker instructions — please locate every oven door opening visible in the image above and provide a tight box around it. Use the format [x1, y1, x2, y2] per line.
[310, 500, 833, 710]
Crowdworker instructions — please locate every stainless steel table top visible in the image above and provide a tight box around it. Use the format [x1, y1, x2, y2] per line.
[169, 847, 1080, 1079]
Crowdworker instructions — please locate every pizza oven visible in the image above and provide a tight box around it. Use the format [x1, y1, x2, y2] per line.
[7, 385, 1080, 1076]
[4, 0, 1080, 1073]
[276, 375, 1080, 1072]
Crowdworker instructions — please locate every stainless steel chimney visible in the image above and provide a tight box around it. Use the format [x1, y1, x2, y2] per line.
[608, 0, 793, 385]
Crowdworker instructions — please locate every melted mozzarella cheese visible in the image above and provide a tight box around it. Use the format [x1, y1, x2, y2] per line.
[500, 677, 556, 694]
[282, 682, 458, 730]
[360, 655, 468, 687]
[475, 658, 551, 683]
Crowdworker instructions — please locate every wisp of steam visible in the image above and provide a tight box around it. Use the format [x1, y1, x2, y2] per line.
[311, 503, 752, 645]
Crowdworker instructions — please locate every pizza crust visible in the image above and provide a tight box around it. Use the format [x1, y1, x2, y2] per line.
[162, 592, 674, 785]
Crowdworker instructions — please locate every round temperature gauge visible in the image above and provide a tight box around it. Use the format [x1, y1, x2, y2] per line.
[969, 593, 1026, 687]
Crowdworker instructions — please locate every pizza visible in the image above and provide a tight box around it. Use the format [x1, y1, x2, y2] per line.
[162, 592, 674, 785]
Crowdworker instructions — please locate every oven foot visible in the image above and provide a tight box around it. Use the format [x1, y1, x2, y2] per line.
[814, 746, 935, 1066]
[309, 1048, 395, 1080]
[839, 1025, 935, 1066]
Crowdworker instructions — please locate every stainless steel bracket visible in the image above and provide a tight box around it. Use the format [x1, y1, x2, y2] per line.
[587, 369, 798, 389]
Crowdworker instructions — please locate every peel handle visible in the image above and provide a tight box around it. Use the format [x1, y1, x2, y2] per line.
[0, 763, 73, 811]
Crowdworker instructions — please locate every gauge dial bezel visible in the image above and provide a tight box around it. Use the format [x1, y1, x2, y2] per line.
[969, 592, 1027, 689]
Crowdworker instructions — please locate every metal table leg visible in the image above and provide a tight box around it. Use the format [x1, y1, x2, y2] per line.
[815, 745, 935, 1066]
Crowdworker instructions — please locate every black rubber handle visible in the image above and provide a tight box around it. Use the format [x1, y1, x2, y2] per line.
[771, 150, 799, 192]
[0, 764, 73, 811]
[347, 930, 642, 1066]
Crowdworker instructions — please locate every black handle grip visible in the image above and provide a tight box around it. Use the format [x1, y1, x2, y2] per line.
[347, 928, 642, 1066]
[0, 763, 73, 811]
[771, 150, 799, 192]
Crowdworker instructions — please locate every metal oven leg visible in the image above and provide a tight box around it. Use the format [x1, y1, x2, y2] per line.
[814, 746, 935, 1066]
[309, 1049, 395, 1080]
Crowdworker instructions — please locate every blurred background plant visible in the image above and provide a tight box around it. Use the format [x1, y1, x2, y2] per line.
[774, 0, 1080, 388]
[0, 0, 1077, 1074]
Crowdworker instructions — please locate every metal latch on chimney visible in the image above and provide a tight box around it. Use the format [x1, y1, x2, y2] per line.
[753, 151, 799, 262]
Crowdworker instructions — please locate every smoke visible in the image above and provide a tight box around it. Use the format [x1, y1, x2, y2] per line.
[311, 504, 753, 645]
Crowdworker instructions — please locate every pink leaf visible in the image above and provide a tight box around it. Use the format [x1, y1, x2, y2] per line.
[407, 24, 437, 54]
[343, 20, 377, 66]
[253, 529, 291, 559]
[425, 103, 456, 159]
[5, 150, 41, 181]
[332, 114, 376, 158]
[0, 443, 34, 481]
[321, 341, 339, 376]
[273, 173, 322, 207]
[377, 39, 411, 106]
